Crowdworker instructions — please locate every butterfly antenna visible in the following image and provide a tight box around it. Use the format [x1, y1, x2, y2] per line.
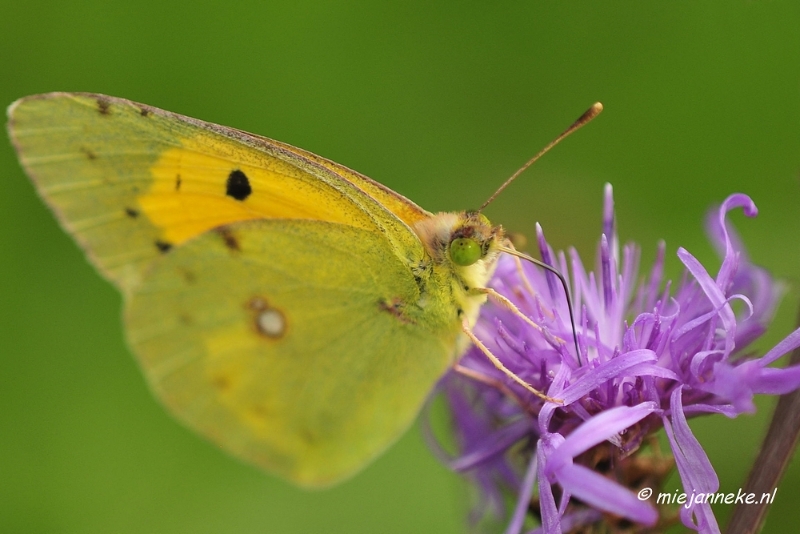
[479, 102, 603, 211]
[499, 246, 583, 365]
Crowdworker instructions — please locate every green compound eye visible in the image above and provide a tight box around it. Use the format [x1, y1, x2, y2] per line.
[449, 237, 482, 266]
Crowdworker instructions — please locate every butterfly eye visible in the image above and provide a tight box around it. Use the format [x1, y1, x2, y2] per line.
[449, 237, 482, 266]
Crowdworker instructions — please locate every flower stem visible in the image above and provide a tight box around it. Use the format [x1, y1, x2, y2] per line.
[725, 305, 800, 534]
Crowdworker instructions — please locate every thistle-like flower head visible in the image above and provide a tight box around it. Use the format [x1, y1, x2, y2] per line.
[430, 185, 800, 533]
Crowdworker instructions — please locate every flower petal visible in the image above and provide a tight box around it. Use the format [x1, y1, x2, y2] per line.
[546, 403, 658, 474]
[713, 194, 758, 291]
[556, 350, 660, 405]
[504, 452, 539, 534]
[663, 388, 720, 533]
[759, 326, 800, 366]
[552, 464, 657, 525]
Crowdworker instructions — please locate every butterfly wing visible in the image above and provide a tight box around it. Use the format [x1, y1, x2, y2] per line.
[8, 92, 462, 487]
[8, 92, 429, 293]
[255, 135, 434, 228]
[127, 218, 454, 487]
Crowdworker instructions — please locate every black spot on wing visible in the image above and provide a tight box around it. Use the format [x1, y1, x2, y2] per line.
[217, 227, 240, 251]
[175, 174, 182, 191]
[96, 97, 111, 115]
[155, 240, 173, 253]
[124, 207, 139, 218]
[226, 169, 252, 201]
[139, 107, 150, 117]
[81, 147, 97, 160]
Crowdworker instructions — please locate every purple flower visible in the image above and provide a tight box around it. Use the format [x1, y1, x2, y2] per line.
[427, 185, 800, 533]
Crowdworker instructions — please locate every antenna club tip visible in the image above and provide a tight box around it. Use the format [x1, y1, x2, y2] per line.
[575, 102, 603, 125]
[479, 102, 603, 210]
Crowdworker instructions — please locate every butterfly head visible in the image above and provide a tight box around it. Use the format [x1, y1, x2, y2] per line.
[411, 210, 506, 343]
[414, 210, 506, 285]
[446, 211, 504, 267]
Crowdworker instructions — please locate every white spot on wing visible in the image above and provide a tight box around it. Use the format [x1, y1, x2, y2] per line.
[257, 308, 285, 338]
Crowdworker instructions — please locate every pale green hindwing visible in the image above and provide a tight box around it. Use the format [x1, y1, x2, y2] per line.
[126, 218, 456, 487]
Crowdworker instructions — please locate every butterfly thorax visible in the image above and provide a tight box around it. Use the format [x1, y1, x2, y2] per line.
[412, 211, 505, 351]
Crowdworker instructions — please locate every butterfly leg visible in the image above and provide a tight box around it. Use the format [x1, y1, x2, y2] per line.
[452, 362, 542, 413]
[460, 321, 562, 404]
[471, 287, 568, 346]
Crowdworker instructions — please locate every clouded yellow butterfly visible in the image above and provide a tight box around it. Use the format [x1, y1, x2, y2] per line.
[7, 93, 597, 487]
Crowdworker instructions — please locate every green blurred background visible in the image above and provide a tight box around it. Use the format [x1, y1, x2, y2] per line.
[2, 2, 800, 533]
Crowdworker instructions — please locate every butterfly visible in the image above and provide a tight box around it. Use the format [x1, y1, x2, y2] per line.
[8, 93, 597, 487]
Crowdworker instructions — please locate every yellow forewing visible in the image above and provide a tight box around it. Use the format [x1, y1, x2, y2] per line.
[126, 219, 454, 486]
[8, 93, 427, 293]
[264, 136, 433, 227]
